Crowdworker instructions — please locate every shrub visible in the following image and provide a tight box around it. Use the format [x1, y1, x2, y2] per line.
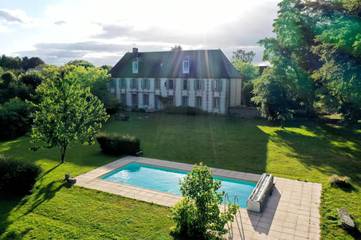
[171, 163, 238, 239]
[0, 98, 32, 140]
[329, 175, 352, 188]
[96, 133, 140, 156]
[0, 155, 41, 196]
[164, 106, 204, 116]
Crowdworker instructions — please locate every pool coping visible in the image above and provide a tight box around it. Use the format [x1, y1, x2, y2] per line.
[75, 156, 261, 207]
[75, 156, 322, 240]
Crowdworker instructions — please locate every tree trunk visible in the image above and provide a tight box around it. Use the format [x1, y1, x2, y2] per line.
[60, 144, 68, 163]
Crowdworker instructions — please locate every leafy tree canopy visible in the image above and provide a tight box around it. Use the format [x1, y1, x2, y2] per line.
[232, 49, 256, 63]
[66, 59, 95, 68]
[31, 65, 109, 163]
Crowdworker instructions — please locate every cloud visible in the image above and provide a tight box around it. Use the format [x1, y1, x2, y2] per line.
[0, 9, 23, 23]
[0, 9, 30, 23]
[17, 41, 174, 65]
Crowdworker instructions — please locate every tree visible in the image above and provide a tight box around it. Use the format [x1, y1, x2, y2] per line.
[0, 55, 22, 70]
[232, 60, 260, 106]
[171, 45, 182, 51]
[66, 59, 95, 68]
[31, 65, 109, 163]
[171, 163, 238, 239]
[232, 49, 256, 63]
[21, 57, 44, 70]
[0, 71, 30, 104]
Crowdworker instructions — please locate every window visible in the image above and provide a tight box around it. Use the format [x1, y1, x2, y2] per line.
[141, 79, 150, 90]
[182, 59, 190, 74]
[121, 94, 127, 105]
[131, 78, 138, 89]
[120, 79, 127, 89]
[196, 96, 202, 108]
[182, 96, 188, 106]
[167, 79, 174, 90]
[132, 58, 139, 74]
[194, 79, 203, 91]
[182, 79, 188, 90]
[132, 94, 138, 106]
[155, 78, 160, 90]
[213, 97, 220, 109]
[143, 94, 149, 106]
[213, 79, 222, 92]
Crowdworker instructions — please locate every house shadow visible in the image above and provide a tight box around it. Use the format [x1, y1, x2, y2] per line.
[247, 187, 281, 235]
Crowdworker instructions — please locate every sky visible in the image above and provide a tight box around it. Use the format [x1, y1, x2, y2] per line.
[0, 0, 279, 66]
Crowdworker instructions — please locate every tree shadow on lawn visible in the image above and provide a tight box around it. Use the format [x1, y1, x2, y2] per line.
[272, 123, 361, 184]
[0, 136, 115, 168]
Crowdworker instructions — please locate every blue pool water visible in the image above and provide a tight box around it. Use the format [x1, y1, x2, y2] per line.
[101, 163, 256, 208]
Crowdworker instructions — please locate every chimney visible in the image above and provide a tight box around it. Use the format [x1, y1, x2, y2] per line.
[132, 48, 138, 54]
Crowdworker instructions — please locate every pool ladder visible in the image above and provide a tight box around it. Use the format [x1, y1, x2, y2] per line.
[223, 193, 245, 240]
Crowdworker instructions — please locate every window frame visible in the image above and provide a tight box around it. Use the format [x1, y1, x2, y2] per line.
[132, 58, 139, 74]
[143, 94, 149, 106]
[182, 59, 190, 74]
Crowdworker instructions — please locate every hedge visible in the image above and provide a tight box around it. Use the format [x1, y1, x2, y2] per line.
[0, 155, 41, 196]
[96, 133, 141, 156]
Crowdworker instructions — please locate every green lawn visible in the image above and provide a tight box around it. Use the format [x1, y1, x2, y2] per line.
[1, 113, 360, 239]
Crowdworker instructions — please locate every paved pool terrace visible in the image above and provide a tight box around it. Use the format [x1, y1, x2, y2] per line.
[76, 156, 322, 240]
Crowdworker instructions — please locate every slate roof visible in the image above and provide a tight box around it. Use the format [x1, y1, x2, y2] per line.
[110, 49, 241, 79]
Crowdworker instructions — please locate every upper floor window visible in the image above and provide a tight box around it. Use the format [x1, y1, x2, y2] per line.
[182, 59, 190, 74]
[194, 79, 203, 91]
[141, 79, 150, 90]
[182, 79, 188, 90]
[131, 78, 138, 89]
[167, 79, 174, 90]
[155, 78, 161, 90]
[132, 58, 139, 74]
[213, 79, 222, 92]
[120, 79, 127, 89]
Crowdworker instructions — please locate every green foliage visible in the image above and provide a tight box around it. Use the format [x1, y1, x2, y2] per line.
[171, 163, 238, 239]
[255, 0, 361, 123]
[232, 61, 260, 81]
[0, 55, 44, 70]
[31, 65, 109, 163]
[0, 98, 32, 140]
[0, 155, 41, 196]
[96, 133, 140, 156]
[0, 55, 22, 70]
[232, 49, 255, 63]
[21, 57, 44, 71]
[62, 64, 119, 114]
[252, 69, 294, 121]
[66, 59, 95, 68]
[0, 71, 31, 103]
[19, 71, 43, 89]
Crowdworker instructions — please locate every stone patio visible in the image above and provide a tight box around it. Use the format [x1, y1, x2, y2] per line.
[76, 156, 322, 240]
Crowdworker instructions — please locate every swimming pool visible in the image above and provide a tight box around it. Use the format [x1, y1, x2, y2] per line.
[101, 162, 256, 208]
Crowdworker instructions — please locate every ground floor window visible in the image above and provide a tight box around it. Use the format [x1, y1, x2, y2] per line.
[155, 96, 160, 109]
[196, 96, 202, 108]
[121, 94, 126, 105]
[132, 94, 138, 107]
[213, 97, 220, 110]
[143, 94, 149, 106]
[182, 96, 188, 106]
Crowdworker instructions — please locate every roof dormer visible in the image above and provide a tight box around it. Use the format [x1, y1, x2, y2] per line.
[132, 58, 139, 74]
[182, 58, 190, 74]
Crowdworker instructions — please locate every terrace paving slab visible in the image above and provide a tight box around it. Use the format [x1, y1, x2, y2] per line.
[76, 156, 321, 240]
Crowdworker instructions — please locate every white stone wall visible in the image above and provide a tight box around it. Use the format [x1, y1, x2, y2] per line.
[111, 78, 228, 114]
